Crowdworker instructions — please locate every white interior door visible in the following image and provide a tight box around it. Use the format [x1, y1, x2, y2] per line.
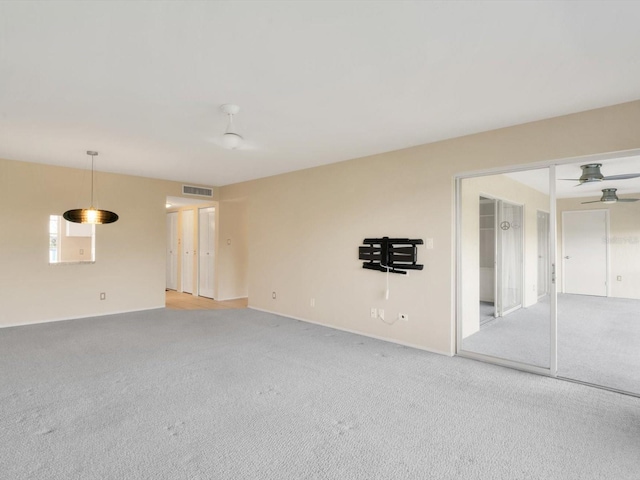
[562, 210, 608, 296]
[198, 207, 215, 299]
[166, 211, 178, 290]
[181, 209, 194, 294]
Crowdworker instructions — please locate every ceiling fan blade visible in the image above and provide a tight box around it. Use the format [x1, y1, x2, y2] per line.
[559, 178, 581, 181]
[602, 173, 640, 181]
[616, 198, 640, 202]
[580, 200, 601, 204]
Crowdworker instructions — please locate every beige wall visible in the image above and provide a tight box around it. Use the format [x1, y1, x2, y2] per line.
[3, 101, 640, 350]
[217, 185, 249, 300]
[0, 158, 203, 326]
[221, 100, 640, 355]
[557, 196, 640, 299]
[460, 174, 550, 337]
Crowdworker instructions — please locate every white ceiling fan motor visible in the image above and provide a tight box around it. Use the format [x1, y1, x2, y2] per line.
[220, 104, 243, 150]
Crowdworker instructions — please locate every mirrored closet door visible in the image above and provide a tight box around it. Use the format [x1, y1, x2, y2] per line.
[458, 167, 553, 371]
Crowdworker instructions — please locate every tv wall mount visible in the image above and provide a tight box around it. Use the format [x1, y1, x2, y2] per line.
[358, 237, 424, 275]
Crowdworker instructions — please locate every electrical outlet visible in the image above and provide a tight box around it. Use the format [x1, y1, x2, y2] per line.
[426, 238, 434, 249]
[100, 292, 106, 300]
[272, 291, 277, 299]
[79, 248, 84, 255]
[370, 307, 377, 319]
[378, 309, 385, 320]
[617, 275, 622, 281]
[310, 298, 315, 307]
[398, 313, 408, 321]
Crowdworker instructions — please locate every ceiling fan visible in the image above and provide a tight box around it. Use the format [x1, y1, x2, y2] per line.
[561, 163, 640, 185]
[219, 104, 243, 149]
[581, 188, 640, 204]
[213, 104, 261, 151]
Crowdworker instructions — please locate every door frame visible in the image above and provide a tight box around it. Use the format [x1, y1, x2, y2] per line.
[478, 195, 498, 317]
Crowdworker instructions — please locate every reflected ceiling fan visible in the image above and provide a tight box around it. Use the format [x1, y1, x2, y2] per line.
[581, 188, 640, 204]
[561, 163, 640, 185]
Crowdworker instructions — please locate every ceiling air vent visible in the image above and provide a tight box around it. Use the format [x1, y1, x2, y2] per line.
[182, 185, 213, 198]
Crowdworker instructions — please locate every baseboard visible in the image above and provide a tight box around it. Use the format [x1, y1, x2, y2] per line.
[0, 305, 166, 329]
[248, 306, 453, 357]
[216, 296, 248, 301]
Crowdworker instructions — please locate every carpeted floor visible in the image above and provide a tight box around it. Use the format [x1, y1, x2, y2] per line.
[463, 294, 640, 394]
[2, 308, 639, 479]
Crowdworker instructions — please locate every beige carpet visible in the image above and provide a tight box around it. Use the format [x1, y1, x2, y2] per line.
[2, 308, 639, 479]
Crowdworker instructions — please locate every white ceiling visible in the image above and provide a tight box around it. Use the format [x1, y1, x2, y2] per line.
[1, 1, 640, 187]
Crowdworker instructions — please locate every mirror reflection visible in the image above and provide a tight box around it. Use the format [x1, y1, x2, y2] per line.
[460, 169, 551, 368]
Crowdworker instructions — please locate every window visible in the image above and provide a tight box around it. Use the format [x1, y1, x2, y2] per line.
[49, 215, 59, 263]
[49, 215, 95, 264]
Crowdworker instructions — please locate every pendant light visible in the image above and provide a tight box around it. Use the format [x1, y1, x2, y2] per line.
[220, 104, 243, 149]
[63, 151, 119, 224]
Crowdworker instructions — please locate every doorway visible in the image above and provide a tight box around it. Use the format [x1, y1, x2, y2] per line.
[166, 196, 218, 301]
[479, 197, 496, 325]
[477, 196, 525, 322]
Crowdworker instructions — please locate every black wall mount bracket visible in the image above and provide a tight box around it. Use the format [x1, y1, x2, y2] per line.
[358, 237, 424, 275]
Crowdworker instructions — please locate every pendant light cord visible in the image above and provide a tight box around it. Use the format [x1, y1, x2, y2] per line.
[90, 154, 95, 208]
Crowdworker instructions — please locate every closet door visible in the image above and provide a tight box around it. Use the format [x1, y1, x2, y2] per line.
[496, 200, 524, 316]
[458, 167, 553, 372]
[181, 210, 194, 294]
[166, 212, 178, 290]
[198, 207, 215, 299]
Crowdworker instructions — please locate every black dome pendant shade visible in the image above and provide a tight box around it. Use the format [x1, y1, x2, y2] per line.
[63, 151, 119, 224]
[63, 207, 119, 224]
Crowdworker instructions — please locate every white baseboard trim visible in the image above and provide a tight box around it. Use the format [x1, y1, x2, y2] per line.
[248, 306, 453, 357]
[216, 296, 248, 301]
[0, 305, 166, 329]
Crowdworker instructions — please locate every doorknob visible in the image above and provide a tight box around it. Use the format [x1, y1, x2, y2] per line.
[564, 256, 571, 259]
